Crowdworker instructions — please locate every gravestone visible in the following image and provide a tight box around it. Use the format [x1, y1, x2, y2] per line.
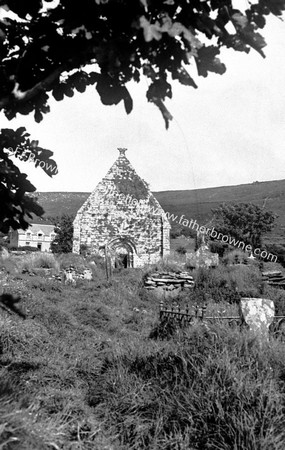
[0, 247, 9, 260]
[240, 298, 275, 340]
[186, 229, 219, 269]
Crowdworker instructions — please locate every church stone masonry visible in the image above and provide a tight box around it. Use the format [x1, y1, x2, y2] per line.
[73, 148, 170, 268]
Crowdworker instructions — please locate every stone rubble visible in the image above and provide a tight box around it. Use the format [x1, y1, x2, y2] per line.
[262, 270, 285, 289]
[61, 266, 93, 284]
[144, 271, 194, 298]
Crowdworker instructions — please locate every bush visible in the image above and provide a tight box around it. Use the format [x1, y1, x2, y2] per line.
[56, 253, 88, 271]
[265, 243, 285, 267]
[191, 265, 263, 304]
[18, 253, 60, 273]
[209, 240, 227, 257]
[18, 246, 41, 252]
[144, 255, 187, 275]
[26, 276, 62, 292]
[223, 249, 249, 265]
[0, 256, 18, 274]
[263, 286, 285, 316]
[175, 245, 187, 255]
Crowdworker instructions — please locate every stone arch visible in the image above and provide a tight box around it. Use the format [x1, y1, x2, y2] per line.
[107, 237, 137, 268]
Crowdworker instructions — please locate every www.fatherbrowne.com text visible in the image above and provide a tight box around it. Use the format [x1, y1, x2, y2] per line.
[102, 185, 277, 263]
[7, 146, 58, 174]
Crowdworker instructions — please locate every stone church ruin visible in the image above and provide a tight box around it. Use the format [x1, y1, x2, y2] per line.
[73, 148, 170, 268]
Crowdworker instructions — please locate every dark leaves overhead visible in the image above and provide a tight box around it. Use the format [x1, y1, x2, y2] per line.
[0, 0, 283, 127]
[0, 0, 285, 230]
[195, 46, 226, 78]
[96, 76, 133, 114]
[0, 127, 57, 232]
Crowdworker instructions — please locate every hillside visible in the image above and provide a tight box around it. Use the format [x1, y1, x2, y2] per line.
[33, 179, 285, 241]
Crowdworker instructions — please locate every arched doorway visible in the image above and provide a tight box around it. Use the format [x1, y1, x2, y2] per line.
[108, 237, 136, 268]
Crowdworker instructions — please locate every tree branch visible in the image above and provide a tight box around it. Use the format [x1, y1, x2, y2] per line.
[0, 66, 65, 109]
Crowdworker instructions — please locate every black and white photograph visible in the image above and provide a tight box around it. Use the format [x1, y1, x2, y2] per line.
[1, 1, 285, 449]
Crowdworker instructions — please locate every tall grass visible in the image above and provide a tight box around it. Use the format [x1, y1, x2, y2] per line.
[1, 262, 285, 448]
[18, 253, 60, 273]
[188, 265, 264, 304]
[89, 323, 285, 449]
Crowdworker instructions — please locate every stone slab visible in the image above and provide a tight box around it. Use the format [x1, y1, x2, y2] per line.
[240, 298, 275, 340]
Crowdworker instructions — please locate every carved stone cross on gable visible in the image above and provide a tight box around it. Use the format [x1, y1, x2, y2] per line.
[118, 148, 127, 156]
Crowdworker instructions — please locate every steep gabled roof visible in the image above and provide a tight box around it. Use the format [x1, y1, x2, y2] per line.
[75, 148, 169, 222]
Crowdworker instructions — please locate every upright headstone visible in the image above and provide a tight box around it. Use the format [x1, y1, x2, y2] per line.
[240, 298, 275, 340]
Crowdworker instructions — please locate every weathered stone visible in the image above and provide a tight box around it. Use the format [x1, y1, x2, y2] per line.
[152, 278, 185, 284]
[166, 284, 175, 291]
[83, 269, 92, 280]
[262, 271, 282, 277]
[186, 245, 219, 269]
[72, 148, 170, 268]
[0, 247, 9, 260]
[240, 298, 275, 340]
[144, 270, 194, 299]
[145, 280, 156, 286]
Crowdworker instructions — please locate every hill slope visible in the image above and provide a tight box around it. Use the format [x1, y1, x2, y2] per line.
[34, 179, 285, 240]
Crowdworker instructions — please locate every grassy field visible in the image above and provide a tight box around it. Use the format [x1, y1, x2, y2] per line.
[1, 253, 285, 449]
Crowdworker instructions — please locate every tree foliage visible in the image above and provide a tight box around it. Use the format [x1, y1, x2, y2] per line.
[50, 214, 74, 253]
[0, 0, 284, 231]
[0, 0, 284, 128]
[0, 127, 57, 232]
[211, 202, 277, 249]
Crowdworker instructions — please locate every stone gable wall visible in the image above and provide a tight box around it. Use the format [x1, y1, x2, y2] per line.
[73, 154, 170, 267]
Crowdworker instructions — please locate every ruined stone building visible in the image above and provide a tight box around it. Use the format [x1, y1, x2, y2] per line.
[73, 148, 170, 267]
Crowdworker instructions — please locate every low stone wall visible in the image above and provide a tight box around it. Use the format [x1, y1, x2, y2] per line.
[262, 271, 285, 289]
[144, 271, 194, 298]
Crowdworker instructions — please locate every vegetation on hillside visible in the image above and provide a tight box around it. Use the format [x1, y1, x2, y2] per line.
[31, 179, 285, 241]
[211, 202, 277, 249]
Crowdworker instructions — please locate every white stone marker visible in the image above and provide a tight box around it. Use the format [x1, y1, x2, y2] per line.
[240, 298, 275, 340]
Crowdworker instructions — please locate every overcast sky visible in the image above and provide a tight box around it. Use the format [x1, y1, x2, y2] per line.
[2, 12, 285, 193]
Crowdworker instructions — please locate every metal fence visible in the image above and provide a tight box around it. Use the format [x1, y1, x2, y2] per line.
[159, 300, 285, 335]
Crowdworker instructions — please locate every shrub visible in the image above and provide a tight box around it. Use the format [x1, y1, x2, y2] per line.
[56, 253, 88, 271]
[191, 265, 263, 304]
[209, 240, 227, 257]
[149, 317, 183, 340]
[175, 245, 187, 255]
[86, 253, 105, 268]
[26, 276, 62, 292]
[265, 243, 285, 267]
[18, 253, 60, 273]
[223, 249, 249, 265]
[0, 256, 18, 274]
[263, 286, 285, 316]
[144, 255, 185, 275]
[18, 246, 40, 252]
